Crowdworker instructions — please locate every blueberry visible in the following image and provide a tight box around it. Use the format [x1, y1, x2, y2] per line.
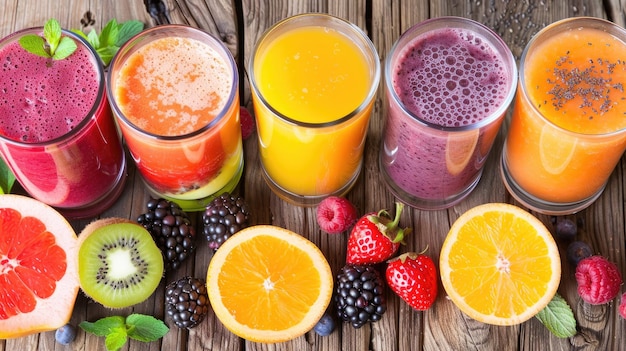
[313, 312, 335, 336]
[554, 218, 577, 240]
[55, 323, 76, 345]
[567, 241, 592, 267]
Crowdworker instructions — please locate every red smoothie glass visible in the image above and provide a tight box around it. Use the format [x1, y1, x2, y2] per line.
[0, 28, 127, 219]
[380, 17, 517, 210]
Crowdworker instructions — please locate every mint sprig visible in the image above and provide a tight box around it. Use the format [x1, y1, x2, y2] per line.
[19, 19, 77, 60]
[535, 293, 577, 338]
[72, 19, 143, 66]
[79, 314, 169, 351]
[0, 158, 16, 194]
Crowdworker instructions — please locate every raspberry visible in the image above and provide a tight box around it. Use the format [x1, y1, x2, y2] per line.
[619, 292, 626, 319]
[575, 255, 623, 305]
[239, 106, 255, 140]
[316, 196, 358, 234]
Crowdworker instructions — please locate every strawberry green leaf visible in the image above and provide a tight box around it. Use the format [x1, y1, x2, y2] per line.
[125, 314, 169, 342]
[116, 20, 144, 46]
[18, 34, 49, 58]
[52, 36, 77, 60]
[535, 293, 577, 338]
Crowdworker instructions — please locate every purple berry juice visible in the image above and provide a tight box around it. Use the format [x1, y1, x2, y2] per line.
[0, 28, 126, 218]
[380, 18, 516, 209]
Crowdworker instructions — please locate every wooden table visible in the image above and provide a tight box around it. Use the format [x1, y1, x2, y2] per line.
[2, 1, 626, 350]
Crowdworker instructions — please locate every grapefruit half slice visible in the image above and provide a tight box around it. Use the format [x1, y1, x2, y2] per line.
[0, 194, 79, 339]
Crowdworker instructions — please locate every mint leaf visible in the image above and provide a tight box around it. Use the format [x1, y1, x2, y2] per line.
[80, 316, 126, 337]
[0, 158, 16, 194]
[18, 34, 49, 58]
[96, 46, 119, 66]
[53, 36, 77, 60]
[44, 19, 61, 55]
[535, 293, 577, 338]
[86, 29, 100, 51]
[105, 327, 128, 351]
[126, 314, 169, 342]
[99, 19, 119, 48]
[116, 20, 144, 46]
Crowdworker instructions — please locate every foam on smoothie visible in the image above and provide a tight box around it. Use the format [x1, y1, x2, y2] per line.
[115, 36, 232, 136]
[393, 28, 508, 127]
[0, 41, 99, 143]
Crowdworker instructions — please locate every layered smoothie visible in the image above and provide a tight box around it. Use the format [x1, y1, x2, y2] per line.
[381, 19, 516, 209]
[109, 27, 242, 211]
[502, 18, 626, 211]
[0, 28, 126, 217]
[250, 15, 379, 203]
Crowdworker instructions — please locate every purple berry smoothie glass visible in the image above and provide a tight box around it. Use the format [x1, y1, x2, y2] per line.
[380, 17, 517, 210]
[0, 27, 127, 218]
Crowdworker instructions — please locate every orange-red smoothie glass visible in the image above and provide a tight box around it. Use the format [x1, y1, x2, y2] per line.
[107, 25, 243, 211]
[500, 17, 626, 215]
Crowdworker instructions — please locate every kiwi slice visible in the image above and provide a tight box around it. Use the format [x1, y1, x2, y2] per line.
[78, 218, 164, 309]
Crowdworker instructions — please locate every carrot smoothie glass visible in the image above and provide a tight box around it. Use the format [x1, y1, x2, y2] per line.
[0, 27, 127, 219]
[108, 25, 243, 211]
[500, 17, 626, 215]
[380, 17, 517, 210]
[249, 14, 380, 206]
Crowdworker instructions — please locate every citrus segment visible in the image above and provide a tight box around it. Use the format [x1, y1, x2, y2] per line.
[440, 203, 560, 326]
[207, 225, 333, 343]
[539, 124, 576, 175]
[0, 194, 79, 338]
[446, 130, 479, 175]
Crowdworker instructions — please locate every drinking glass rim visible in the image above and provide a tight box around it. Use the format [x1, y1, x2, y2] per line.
[519, 16, 626, 138]
[0, 27, 106, 147]
[248, 13, 381, 129]
[106, 24, 239, 141]
[385, 16, 518, 132]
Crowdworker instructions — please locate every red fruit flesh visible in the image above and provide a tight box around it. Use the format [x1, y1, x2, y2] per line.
[0, 194, 79, 338]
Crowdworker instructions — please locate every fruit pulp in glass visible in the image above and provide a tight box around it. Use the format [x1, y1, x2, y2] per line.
[251, 25, 373, 197]
[0, 29, 125, 214]
[504, 25, 626, 203]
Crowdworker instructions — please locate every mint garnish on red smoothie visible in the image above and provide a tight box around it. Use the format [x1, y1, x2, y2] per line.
[19, 19, 77, 60]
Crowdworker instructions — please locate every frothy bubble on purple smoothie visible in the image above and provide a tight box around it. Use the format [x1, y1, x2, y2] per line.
[0, 41, 98, 143]
[393, 28, 509, 127]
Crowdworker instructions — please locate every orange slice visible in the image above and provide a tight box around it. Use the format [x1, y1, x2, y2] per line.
[439, 203, 560, 326]
[539, 124, 576, 175]
[207, 225, 333, 343]
[446, 130, 479, 175]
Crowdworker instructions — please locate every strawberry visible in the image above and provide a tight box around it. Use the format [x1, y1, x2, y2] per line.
[345, 202, 409, 265]
[386, 251, 438, 311]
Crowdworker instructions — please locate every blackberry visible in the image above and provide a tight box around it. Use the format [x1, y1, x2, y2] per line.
[335, 265, 386, 328]
[165, 276, 209, 329]
[137, 198, 197, 271]
[202, 192, 249, 250]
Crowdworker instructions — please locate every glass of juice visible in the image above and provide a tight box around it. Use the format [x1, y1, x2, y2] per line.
[380, 17, 517, 210]
[500, 17, 626, 215]
[0, 27, 127, 219]
[107, 25, 243, 212]
[248, 14, 380, 206]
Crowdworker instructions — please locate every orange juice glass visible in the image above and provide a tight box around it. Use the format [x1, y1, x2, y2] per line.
[249, 14, 380, 206]
[501, 17, 626, 215]
[107, 25, 243, 211]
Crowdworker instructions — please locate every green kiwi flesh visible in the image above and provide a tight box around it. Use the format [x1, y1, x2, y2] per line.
[78, 219, 164, 308]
